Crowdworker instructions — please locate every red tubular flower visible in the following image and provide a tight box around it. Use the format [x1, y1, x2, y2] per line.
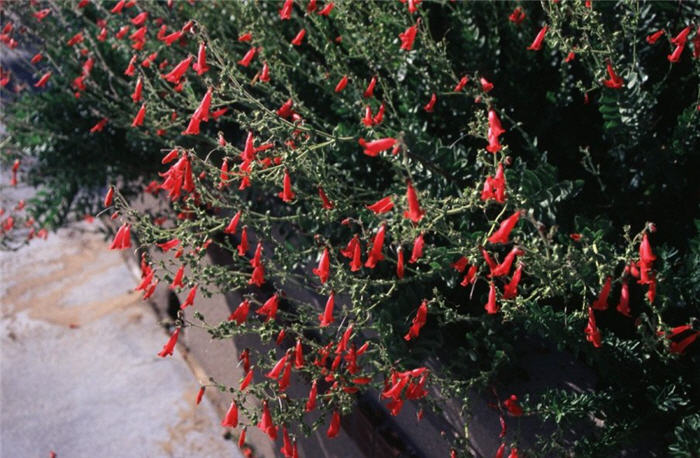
[131, 103, 146, 127]
[399, 20, 419, 51]
[319, 291, 335, 327]
[480, 77, 494, 92]
[396, 247, 405, 279]
[364, 76, 377, 98]
[584, 307, 602, 348]
[193, 42, 210, 75]
[602, 62, 624, 89]
[646, 29, 664, 44]
[267, 354, 288, 380]
[509, 448, 519, 458]
[404, 180, 425, 223]
[162, 30, 183, 46]
[109, 223, 132, 250]
[671, 25, 692, 46]
[373, 103, 385, 125]
[670, 332, 699, 354]
[382, 373, 409, 400]
[350, 239, 362, 271]
[280, 0, 294, 19]
[488, 211, 521, 244]
[639, 233, 656, 265]
[453, 75, 468, 92]
[360, 106, 374, 127]
[305, 380, 318, 412]
[488, 109, 505, 135]
[228, 299, 250, 324]
[340, 235, 359, 258]
[258, 61, 271, 82]
[319, 2, 334, 16]
[527, 25, 548, 51]
[291, 28, 306, 46]
[221, 400, 238, 427]
[195, 386, 205, 405]
[295, 338, 304, 368]
[481, 163, 507, 203]
[591, 276, 611, 310]
[157, 327, 180, 357]
[193, 87, 213, 122]
[67, 31, 84, 46]
[251, 241, 263, 268]
[616, 280, 631, 317]
[503, 263, 523, 299]
[104, 187, 114, 207]
[181, 285, 198, 309]
[668, 44, 685, 63]
[33, 8, 51, 21]
[484, 282, 500, 314]
[170, 265, 185, 290]
[564, 51, 576, 63]
[327, 411, 341, 438]
[481, 247, 497, 273]
[237, 46, 258, 67]
[486, 109, 505, 153]
[334, 75, 348, 92]
[367, 196, 394, 214]
[110, 0, 126, 13]
[258, 401, 277, 440]
[240, 368, 253, 390]
[404, 299, 428, 341]
[358, 137, 397, 157]
[365, 224, 387, 268]
[317, 187, 334, 209]
[281, 427, 294, 458]
[124, 55, 138, 76]
[249, 264, 265, 287]
[163, 55, 192, 84]
[238, 226, 249, 256]
[238, 427, 247, 448]
[277, 98, 294, 118]
[130, 11, 148, 25]
[34, 71, 52, 88]
[313, 247, 331, 283]
[162, 148, 179, 164]
[424, 93, 437, 112]
[30, 53, 43, 64]
[131, 77, 143, 103]
[508, 6, 526, 24]
[278, 169, 296, 202]
[503, 394, 523, 416]
[277, 331, 287, 347]
[491, 246, 523, 277]
[278, 360, 292, 391]
[409, 232, 425, 264]
[256, 293, 279, 321]
[129, 26, 146, 45]
[90, 118, 108, 133]
[452, 256, 468, 272]
[143, 279, 159, 297]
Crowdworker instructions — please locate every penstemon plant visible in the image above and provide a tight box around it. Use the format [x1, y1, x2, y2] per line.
[2, 0, 699, 456]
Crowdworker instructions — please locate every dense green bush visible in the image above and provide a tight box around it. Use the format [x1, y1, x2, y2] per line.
[1, 1, 698, 456]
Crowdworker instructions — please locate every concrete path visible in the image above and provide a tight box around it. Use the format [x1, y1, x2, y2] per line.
[0, 179, 243, 457]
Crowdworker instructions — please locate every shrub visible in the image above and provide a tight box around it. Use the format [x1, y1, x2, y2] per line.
[2, 1, 698, 456]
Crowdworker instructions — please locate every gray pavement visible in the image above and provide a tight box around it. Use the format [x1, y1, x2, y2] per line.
[0, 179, 243, 457]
